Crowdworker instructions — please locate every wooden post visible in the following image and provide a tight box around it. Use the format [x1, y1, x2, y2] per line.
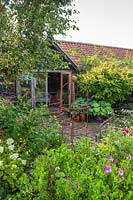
[16, 80, 20, 96]
[71, 75, 77, 104]
[72, 81, 75, 103]
[68, 72, 72, 107]
[31, 77, 36, 108]
[45, 73, 48, 105]
[60, 72, 63, 108]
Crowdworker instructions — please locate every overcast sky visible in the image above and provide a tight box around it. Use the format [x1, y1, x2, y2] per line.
[56, 0, 133, 49]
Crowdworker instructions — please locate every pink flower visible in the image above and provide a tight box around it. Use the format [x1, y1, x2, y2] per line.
[108, 155, 114, 162]
[113, 159, 118, 164]
[118, 169, 124, 176]
[104, 165, 112, 173]
[22, 91, 29, 98]
[122, 129, 130, 135]
[0, 135, 2, 142]
[28, 96, 35, 103]
[17, 119, 23, 124]
[56, 108, 63, 114]
[6, 100, 11, 106]
[101, 193, 108, 197]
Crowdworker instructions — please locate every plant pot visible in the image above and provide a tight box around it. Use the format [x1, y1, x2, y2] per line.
[80, 112, 86, 121]
[88, 114, 95, 122]
[72, 115, 80, 122]
[95, 115, 104, 122]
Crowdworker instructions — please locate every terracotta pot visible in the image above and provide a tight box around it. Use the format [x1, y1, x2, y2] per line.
[80, 112, 86, 121]
[72, 115, 80, 122]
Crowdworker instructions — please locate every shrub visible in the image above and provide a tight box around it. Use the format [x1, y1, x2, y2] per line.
[0, 97, 62, 160]
[0, 137, 26, 199]
[14, 128, 133, 200]
[78, 62, 133, 104]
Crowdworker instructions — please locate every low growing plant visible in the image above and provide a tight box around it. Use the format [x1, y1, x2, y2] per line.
[12, 127, 133, 200]
[0, 137, 27, 199]
[89, 100, 114, 118]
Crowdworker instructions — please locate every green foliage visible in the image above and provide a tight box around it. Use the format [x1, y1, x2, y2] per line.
[0, 138, 26, 199]
[72, 97, 88, 115]
[0, 97, 133, 200]
[74, 97, 87, 105]
[0, 0, 78, 78]
[78, 62, 133, 104]
[89, 100, 114, 117]
[0, 96, 62, 159]
[80, 51, 133, 72]
[12, 128, 133, 200]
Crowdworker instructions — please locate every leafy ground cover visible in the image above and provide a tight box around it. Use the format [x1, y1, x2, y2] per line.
[0, 96, 133, 199]
[0, 128, 132, 199]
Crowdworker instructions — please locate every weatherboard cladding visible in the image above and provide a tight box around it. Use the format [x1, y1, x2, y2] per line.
[58, 40, 133, 67]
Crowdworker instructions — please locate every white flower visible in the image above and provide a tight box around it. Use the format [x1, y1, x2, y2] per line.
[8, 145, 14, 151]
[10, 153, 19, 160]
[11, 164, 17, 169]
[0, 146, 4, 153]
[55, 166, 60, 171]
[0, 161, 3, 166]
[6, 138, 14, 145]
[21, 160, 26, 165]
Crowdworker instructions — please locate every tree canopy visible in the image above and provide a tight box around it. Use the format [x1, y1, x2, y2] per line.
[0, 0, 78, 78]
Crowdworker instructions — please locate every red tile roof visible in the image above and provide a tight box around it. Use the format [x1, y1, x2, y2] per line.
[58, 40, 133, 67]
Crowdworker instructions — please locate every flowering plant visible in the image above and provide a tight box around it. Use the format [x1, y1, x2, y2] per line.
[0, 137, 26, 198]
[14, 128, 133, 200]
[0, 96, 62, 159]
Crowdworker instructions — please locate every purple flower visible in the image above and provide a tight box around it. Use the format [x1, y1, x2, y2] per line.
[104, 165, 112, 173]
[127, 154, 131, 160]
[118, 169, 124, 176]
[108, 155, 114, 162]
[64, 125, 72, 130]
[66, 177, 72, 181]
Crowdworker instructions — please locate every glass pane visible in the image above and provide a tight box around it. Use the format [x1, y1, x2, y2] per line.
[35, 73, 47, 106]
[19, 75, 31, 98]
[48, 72, 60, 105]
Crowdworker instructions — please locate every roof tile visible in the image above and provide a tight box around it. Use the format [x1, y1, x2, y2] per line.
[58, 40, 133, 67]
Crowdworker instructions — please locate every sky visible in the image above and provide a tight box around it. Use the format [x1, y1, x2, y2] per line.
[56, 0, 133, 49]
